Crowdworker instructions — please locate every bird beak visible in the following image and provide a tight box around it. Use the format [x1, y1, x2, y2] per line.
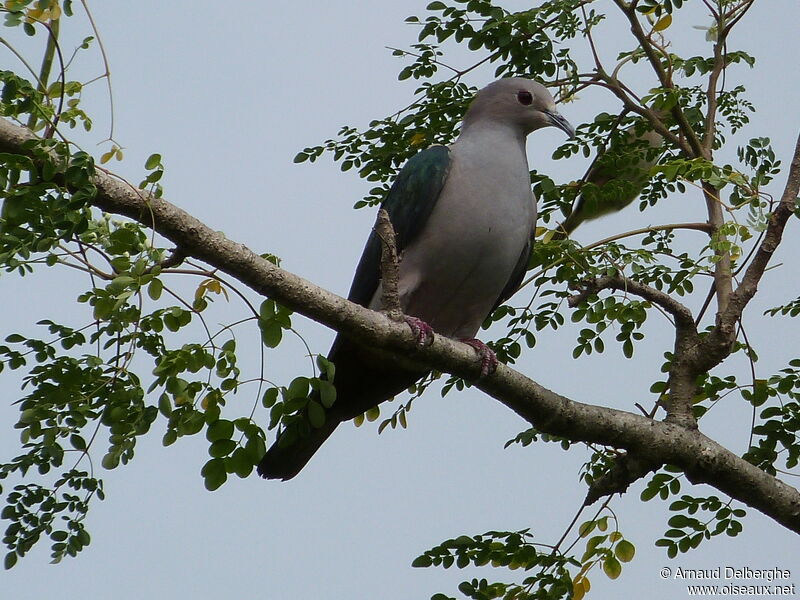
[544, 109, 576, 139]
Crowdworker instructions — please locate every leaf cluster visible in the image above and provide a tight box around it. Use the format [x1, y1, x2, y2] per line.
[413, 529, 576, 600]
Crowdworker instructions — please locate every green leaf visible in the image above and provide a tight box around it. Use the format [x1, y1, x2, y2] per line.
[262, 387, 279, 408]
[653, 14, 672, 31]
[100, 148, 116, 164]
[287, 377, 309, 400]
[412, 555, 433, 568]
[622, 338, 634, 358]
[572, 576, 589, 600]
[317, 380, 337, 408]
[145, 153, 162, 169]
[148, 278, 163, 300]
[615, 539, 636, 562]
[158, 394, 172, 417]
[229, 447, 253, 478]
[316, 355, 335, 380]
[206, 419, 234, 442]
[602, 556, 622, 579]
[50, 530, 68, 542]
[641, 485, 658, 501]
[101, 452, 119, 470]
[209, 439, 237, 458]
[307, 400, 326, 428]
[365, 406, 380, 422]
[260, 320, 282, 348]
[668, 514, 692, 528]
[245, 435, 266, 463]
[259, 299, 276, 319]
[201, 458, 227, 491]
[4, 552, 17, 570]
[578, 520, 596, 537]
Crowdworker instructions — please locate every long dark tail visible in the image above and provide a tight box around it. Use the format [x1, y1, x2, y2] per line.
[257, 337, 426, 480]
[257, 417, 339, 481]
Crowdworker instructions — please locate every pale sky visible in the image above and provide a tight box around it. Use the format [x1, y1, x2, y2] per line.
[2, 2, 799, 599]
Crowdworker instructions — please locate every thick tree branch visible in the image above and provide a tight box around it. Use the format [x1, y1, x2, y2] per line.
[1, 116, 799, 533]
[700, 132, 800, 368]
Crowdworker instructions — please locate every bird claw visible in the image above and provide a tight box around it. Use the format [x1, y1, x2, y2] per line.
[404, 316, 434, 347]
[459, 338, 498, 378]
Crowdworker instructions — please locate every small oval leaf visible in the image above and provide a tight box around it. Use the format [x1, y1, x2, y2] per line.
[615, 539, 636, 562]
[653, 14, 672, 32]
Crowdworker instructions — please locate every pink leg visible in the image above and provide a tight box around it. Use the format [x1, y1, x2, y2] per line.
[404, 316, 434, 347]
[459, 338, 498, 378]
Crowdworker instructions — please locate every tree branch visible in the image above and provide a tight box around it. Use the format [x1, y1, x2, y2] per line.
[611, 0, 705, 158]
[375, 208, 402, 319]
[594, 70, 690, 156]
[584, 453, 661, 505]
[704, 181, 734, 316]
[701, 131, 800, 369]
[721, 0, 756, 37]
[702, 32, 725, 155]
[700, 13, 735, 318]
[1, 116, 799, 533]
[568, 273, 700, 426]
[567, 273, 695, 330]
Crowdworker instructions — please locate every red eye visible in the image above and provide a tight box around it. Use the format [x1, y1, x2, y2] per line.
[517, 90, 533, 105]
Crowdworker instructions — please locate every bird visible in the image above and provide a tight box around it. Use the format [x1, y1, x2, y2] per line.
[553, 117, 664, 238]
[258, 78, 575, 480]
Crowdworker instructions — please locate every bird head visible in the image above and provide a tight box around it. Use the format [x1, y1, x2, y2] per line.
[463, 78, 575, 138]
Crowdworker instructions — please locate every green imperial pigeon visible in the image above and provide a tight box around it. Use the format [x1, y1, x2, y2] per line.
[258, 78, 574, 480]
[554, 118, 664, 238]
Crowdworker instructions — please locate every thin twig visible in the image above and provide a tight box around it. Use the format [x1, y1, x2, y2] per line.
[568, 272, 695, 329]
[385, 46, 460, 75]
[519, 222, 713, 292]
[611, 0, 705, 157]
[81, 0, 115, 141]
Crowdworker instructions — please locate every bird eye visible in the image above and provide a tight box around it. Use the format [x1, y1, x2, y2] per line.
[516, 90, 533, 106]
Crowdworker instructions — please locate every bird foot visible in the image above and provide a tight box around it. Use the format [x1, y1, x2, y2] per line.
[404, 316, 434, 347]
[459, 338, 498, 378]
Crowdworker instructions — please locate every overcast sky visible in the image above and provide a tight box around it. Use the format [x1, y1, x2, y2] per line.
[2, 2, 799, 599]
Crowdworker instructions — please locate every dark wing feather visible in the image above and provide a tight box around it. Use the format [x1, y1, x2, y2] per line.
[256, 146, 452, 480]
[347, 145, 451, 307]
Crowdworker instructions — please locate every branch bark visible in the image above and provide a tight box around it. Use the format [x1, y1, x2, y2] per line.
[701, 132, 800, 369]
[568, 273, 695, 329]
[568, 272, 700, 426]
[1, 116, 799, 533]
[702, 18, 734, 318]
[375, 208, 402, 319]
